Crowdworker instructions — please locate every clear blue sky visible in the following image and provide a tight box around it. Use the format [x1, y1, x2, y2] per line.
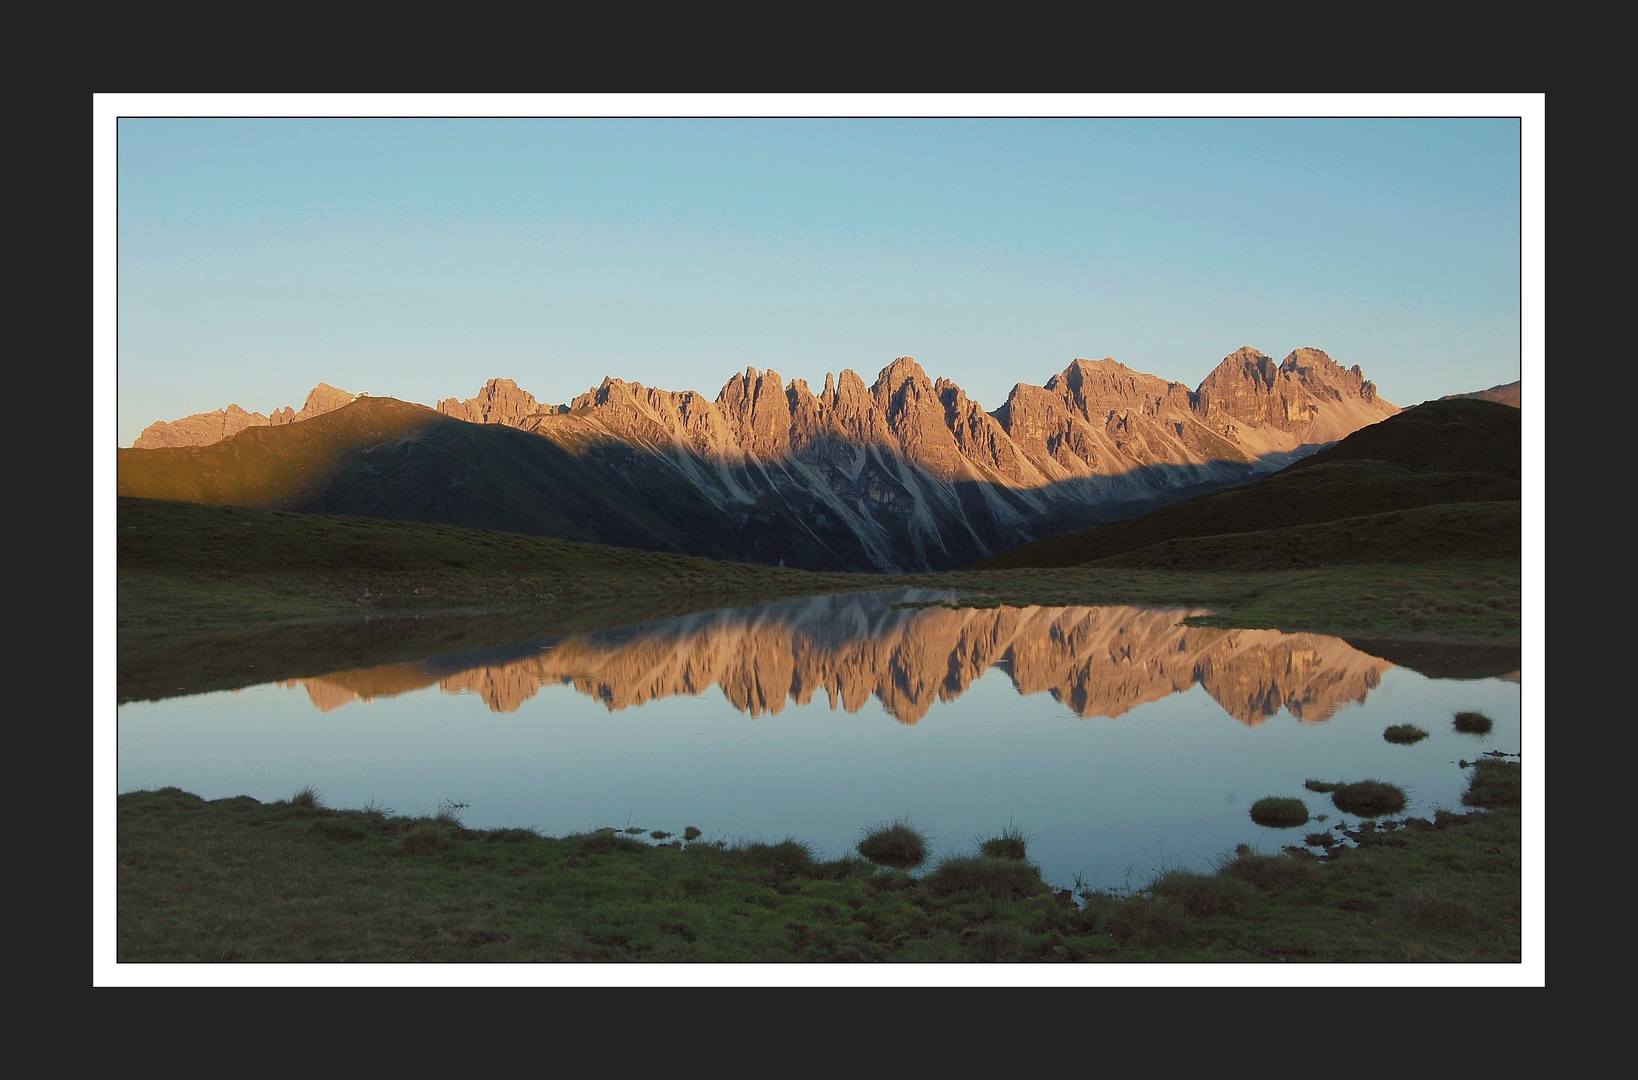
[117, 117, 1522, 445]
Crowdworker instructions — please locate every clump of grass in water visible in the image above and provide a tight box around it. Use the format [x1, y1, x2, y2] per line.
[1453, 711, 1494, 735]
[856, 819, 928, 869]
[1463, 759, 1521, 808]
[682, 826, 702, 842]
[1304, 779, 1340, 793]
[1326, 780, 1408, 817]
[977, 824, 1029, 861]
[1248, 796, 1309, 828]
[1383, 724, 1429, 744]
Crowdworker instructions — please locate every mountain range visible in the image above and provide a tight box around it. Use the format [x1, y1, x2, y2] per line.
[120, 347, 1397, 572]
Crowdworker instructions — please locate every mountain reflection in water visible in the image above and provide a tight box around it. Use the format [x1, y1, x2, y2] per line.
[286, 592, 1392, 725]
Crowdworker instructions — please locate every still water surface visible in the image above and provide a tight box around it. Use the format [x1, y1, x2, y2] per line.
[119, 591, 1521, 888]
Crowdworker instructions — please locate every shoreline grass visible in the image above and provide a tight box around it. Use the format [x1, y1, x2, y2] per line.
[117, 764, 1520, 962]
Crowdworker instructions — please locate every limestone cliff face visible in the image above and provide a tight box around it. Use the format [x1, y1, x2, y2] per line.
[294, 595, 1393, 726]
[427, 349, 1395, 570]
[133, 383, 357, 449]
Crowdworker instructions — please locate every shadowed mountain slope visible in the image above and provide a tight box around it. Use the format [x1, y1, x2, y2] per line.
[969, 398, 1520, 571]
[118, 400, 803, 563]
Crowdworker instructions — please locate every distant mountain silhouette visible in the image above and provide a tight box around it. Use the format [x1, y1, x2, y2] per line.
[133, 383, 357, 448]
[970, 397, 1520, 571]
[119, 348, 1396, 572]
[1442, 381, 1520, 408]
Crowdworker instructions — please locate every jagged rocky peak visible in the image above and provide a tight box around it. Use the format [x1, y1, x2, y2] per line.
[1279, 347, 1380, 403]
[875, 356, 932, 397]
[437, 377, 542, 427]
[716, 366, 794, 455]
[132, 382, 357, 449]
[299, 382, 356, 416]
[1194, 346, 1391, 441]
[1045, 358, 1195, 420]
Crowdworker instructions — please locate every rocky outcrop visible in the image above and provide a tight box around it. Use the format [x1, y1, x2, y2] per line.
[1195, 347, 1391, 452]
[292, 595, 1394, 726]
[133, 383, 357, 449]
[437, 378, 546, 427]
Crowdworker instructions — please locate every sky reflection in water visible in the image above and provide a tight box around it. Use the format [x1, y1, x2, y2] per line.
[118, 591, 1521, 888]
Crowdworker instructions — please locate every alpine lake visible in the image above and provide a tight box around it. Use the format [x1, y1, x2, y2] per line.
[118, 591, 1521, 890]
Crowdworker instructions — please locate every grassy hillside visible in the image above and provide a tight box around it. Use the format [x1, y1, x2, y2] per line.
[1281, 397, 1518, 478]
[118, 496, 864, 630]
[971, 398, 1519, 571]
[1088, 501, 1518, 571]
[117, 397, 448, 508]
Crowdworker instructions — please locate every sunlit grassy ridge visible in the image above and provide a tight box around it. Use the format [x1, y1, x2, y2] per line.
[117, 397, 448, 508]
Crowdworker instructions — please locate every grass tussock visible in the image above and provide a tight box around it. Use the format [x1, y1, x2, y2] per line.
[1462, 759, 1521, 808]
[288, 784, 322, 809]
[977, 824, 1030, 861]
[925, 857, 1049, 901]
[1399, 889, 1480, 931]
[1218, 845, 1322, 895]
[1106, 897, 1189, 947]
[1149, 871, 1257, 918]
[1325, 780, 1408, 817]
[966, 923, 1027, 962]
[1249, 797, 1310, 828]
[575, 830, 647, 855]
[1383, 724, 1429, 744]
[399, 819, 458, 857]
[1453, 710, 1495, 735]
[856, 820, 928, 870]
[741, 839, 818, 879]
